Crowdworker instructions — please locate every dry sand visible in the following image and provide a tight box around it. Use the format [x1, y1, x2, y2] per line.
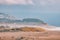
[0, 31, 60, 40]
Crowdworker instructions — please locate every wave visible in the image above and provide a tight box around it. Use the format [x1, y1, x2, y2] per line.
[0, 23, 60, 31]
[41, 25, 60, 31]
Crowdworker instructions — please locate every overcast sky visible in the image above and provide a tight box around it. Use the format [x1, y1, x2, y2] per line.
[0, 0, 60, 5]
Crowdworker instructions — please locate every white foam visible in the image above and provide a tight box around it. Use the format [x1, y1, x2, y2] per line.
[47, 27, 60, 31]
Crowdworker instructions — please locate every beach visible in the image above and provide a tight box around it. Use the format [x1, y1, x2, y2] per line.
[0, 31, 60, 40]
[0, 23, 60, 40]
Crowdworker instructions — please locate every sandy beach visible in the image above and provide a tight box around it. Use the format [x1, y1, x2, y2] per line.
[0, 31, 60, 40]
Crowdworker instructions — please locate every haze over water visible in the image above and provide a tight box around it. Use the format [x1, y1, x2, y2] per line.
[0, 0, 60, 27]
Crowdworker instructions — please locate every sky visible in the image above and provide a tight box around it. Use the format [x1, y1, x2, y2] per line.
[0, 0, 60, 26]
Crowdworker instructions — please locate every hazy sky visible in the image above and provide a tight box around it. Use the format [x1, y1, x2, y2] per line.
[0, 0, 60, 26]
